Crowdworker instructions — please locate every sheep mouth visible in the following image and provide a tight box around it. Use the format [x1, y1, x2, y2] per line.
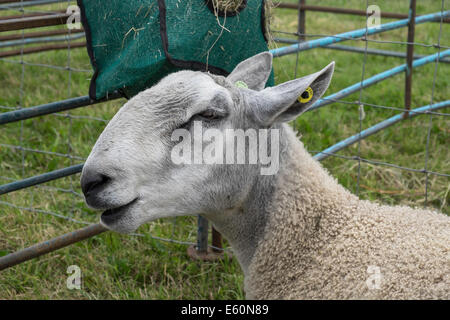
[101, 198, 138, 220]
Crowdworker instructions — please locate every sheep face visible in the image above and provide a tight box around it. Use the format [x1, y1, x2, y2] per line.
[81, 52, 334, 233]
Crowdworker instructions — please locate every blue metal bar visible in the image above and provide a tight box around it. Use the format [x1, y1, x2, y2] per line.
[0, 92, 121, 125]
[270, 10, 450, 57]
[313, 100, 450, 161]
[273, 38, 450, 64]
[309, 49, 450, 111]
[0, 164, 83, 195]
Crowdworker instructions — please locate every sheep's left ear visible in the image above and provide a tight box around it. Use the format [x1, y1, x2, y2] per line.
[252, 62, 335, 125]
[227, 52, 273, 91]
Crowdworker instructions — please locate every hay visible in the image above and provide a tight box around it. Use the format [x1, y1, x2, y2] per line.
[212, 0, 245, 13]
[210, 0, 274, 43]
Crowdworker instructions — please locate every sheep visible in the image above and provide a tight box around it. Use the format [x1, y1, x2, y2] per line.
[81, 52, 450, 299]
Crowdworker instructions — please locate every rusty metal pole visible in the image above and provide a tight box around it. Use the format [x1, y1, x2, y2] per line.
[0, 28, 83, 42]
[0, 224, 107, 271]
[404, 0, 417, 119]
[0, 13, 71, 32]
[188, 219, 229, 261]
[274, 2, 449, 23]
[298, 0, 306, 41]
[0, 41, 86, 58]
[211, 227, 222, 252]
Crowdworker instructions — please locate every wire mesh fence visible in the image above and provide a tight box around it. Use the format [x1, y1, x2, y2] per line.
[0, 0, 449, 271]
[271, 0, 449, 213]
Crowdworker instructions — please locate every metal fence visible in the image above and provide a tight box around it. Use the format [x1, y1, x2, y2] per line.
[0, 0, 449, 270]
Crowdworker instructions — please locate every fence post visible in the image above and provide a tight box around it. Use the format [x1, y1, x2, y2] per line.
[404, 0, 416, 119]
[188, 216, 226, 261]
[298, 0, 306, 41]
[187, 215, 209, 260]
[196, 215, 209, 253]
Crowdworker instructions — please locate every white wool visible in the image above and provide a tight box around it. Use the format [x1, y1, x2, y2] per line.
[245, 128, 450, 299]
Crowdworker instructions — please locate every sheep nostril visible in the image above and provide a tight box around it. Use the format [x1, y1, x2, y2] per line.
[81, 172, 111, 196]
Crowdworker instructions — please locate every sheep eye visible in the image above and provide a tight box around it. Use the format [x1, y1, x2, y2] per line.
[179, 109, 225, 129]
[197, 109, 221, 120]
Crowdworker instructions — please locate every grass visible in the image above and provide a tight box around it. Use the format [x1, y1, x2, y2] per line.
[0, 0, 449, 299]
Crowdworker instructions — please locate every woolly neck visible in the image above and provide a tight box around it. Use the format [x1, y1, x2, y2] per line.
[207, 123, 358, 279]
[206, 124, 449, 300]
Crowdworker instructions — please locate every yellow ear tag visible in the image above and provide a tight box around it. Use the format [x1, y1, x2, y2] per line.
[234, 81, 248, 89]
[298, 87, 313, 103]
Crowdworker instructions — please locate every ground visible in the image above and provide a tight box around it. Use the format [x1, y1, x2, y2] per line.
[0, 0, 448, 299]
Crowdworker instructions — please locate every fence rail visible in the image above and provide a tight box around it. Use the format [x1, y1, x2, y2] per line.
[0, 224, 107, 271]
[273, 1, 450, 23]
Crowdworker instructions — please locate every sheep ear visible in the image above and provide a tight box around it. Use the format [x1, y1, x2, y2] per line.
[227, 52, 273, 91]
[252, 62, 335, 125]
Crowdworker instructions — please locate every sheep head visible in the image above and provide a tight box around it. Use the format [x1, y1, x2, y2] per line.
[80, 52, 334, 233]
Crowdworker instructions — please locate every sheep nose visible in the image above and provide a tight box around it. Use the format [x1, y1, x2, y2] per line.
[81, 170, 111, 198]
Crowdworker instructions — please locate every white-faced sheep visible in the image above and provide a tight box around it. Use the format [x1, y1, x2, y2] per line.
[81, 52, 450, 299]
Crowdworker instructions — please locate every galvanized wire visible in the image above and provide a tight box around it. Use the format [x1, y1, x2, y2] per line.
[0, 143, 86, 160]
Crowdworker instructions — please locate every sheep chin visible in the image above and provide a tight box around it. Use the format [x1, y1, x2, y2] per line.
[100, 198, 140, 234]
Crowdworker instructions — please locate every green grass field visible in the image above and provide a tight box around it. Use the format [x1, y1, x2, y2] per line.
[0, 0, 448, 299]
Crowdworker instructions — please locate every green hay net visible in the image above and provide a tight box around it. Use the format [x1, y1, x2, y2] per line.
[78, 0, 274, 100]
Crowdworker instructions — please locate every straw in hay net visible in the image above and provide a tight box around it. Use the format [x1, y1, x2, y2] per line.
[212, 0, 246, 13]
[212, 0, 274, 45]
